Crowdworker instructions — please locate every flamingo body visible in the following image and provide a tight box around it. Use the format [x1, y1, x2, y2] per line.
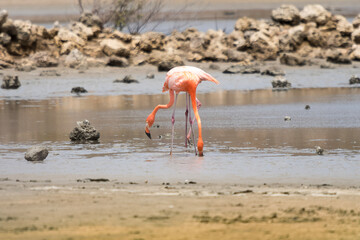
[145, 66, 219, 156]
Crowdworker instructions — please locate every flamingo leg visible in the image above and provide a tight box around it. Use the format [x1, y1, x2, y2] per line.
[189, 91, 204, 156]
[185, 93, 189, 148]
[187, 94, 197, 155]
[170, 93, 179, 155]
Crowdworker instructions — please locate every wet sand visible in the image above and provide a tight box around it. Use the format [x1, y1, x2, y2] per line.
[1, 62, 360, 238]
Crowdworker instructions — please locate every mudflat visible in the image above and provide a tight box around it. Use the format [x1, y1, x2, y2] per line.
[1, 179, 360, 240]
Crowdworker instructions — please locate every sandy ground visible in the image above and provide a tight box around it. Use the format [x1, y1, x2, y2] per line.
[0, 179, 360, 240]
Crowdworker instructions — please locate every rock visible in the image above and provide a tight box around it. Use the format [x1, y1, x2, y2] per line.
[1, 75, 21, 89]
[30, 51, 59, 67]
[349, 75, 360, 84]
[60, 41, 77, 55]
[305, 105, 311, 110]
[69, 120, 100, 142]
[114, 75, 139, 84]
[0, 32, 11, 45]
[326, 49, 352, 64]
[57, 28, 85, 46]
[284, 116, 291, 121]
[69, 21, 94, 40]
[78, 12, 103, 29]
[112, 30, 132, 42]
[300, 4, 331, 25]
[0, 46, 14, 65]
[271, 5, 300, 25]
[71, 87, 88, 94]
[0, 9, 8, 27]
[315, 146, 324, 155]
[223, 64, 260, 74]
[100, 39, 130, 57]
[146, 73, 155, 79]
[261, 66, 285, 76]
[279, 53, 306, 66]
[272, 76, 291, 88]
[107, 56, 129, 67]
[249, 31, 278, 60]
[353, 14, 360, 28]
[157, 55, 184, 72]
[350, 45, 360, 61]
[39, 70, 61, 77]
[139, 32, 165, 52]
[86, 57, 107, 68]
[224, 49, 251, 62]
[24, 146, 49, 161]
[335, 15, 353, 36]
[320, 63, 336, 69]
[131, 54, 148, 66]
[234, 17, 259, 31]
[352, 28, 360, 44]
[13, 20, 37, 47]
[15, 59, 36, 72]
[64, 49, 87, 69]
[1, 19, 17, 38]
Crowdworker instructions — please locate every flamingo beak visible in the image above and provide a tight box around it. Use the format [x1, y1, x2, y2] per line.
[145, 123, 151, 139]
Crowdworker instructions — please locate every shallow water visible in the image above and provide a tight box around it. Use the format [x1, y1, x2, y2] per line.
[1, 86, 360, 185]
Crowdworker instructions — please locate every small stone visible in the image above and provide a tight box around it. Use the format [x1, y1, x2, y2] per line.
[1, 75, 21, 89]
[349, 75, 360, 85]
[305, 105, 311, 110]
[114, 75, 139, 84]
[284, 116, 291, 121]
[316, 146, 324, 155]
[25, 146, 49, 161]
[146, 73, 155, 79]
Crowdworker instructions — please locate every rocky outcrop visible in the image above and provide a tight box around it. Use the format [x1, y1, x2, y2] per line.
[0, 5, 359, 69]
[69, 120, 100, 142]
[223, 64, 260, 74]
[1, 75, 21, 89]
[25, 145, 49, 161]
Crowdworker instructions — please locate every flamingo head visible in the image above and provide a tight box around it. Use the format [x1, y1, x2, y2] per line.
[145, 114, 155, 139]
[197, 139, 204, 157]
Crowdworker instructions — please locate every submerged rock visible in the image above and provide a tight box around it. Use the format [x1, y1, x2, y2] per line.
[71, 86, 88, 94]
[284, 116, 292, 121]
[1, 75, 20, 89]
[114, 75, 139, 84]
[69, 120, 100, 142]
[305, 105, 311, 110]
[25, 145, 49, 161]
[349, 75, 360, 84]
[271, 76, 291, 88]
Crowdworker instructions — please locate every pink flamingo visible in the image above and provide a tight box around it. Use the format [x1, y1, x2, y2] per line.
[145, 66, 219, 156]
